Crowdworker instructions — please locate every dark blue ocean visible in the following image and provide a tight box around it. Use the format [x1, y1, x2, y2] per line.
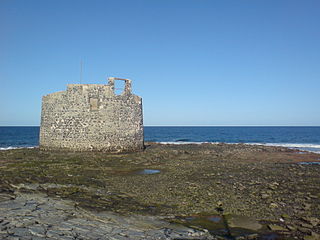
[1, 126, 320, 153]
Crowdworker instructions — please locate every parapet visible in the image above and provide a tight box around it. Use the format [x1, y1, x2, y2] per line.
[39, 77, 144, 152]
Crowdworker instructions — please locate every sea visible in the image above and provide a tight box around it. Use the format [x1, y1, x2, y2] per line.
[0, 126, 320, 153]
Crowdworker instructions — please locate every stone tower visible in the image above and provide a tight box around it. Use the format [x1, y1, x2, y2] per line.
[39, 77, 144, 152]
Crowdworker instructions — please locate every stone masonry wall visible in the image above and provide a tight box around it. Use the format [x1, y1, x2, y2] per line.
[39, 78, 144, 152]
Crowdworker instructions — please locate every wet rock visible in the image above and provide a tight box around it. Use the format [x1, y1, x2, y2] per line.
[268, 224, 287, 231]
[298, 227, 312, 234]
[302, 217, 320, 227]
[246, 233, 259, 239]
[269, 203, 278, 209]
[28, 225, 46, 237]
[268, 182, 279, 190]
[303, 203, 312, 210]
[6, 236, 20, 240]
[301, 222, 314, 229]
[304, 231, 320, 240]
[0, 193, 15, 202]
[281, 214, 290, 219]
[12, 227, 32, 237]
[286, 225, 296, 231]
[228, 215, 262, 231]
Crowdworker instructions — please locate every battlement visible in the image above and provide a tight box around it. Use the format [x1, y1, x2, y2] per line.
[39, 77, 144, 152]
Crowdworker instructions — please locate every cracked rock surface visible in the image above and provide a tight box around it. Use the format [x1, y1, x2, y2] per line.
[0, 192, 213, 240]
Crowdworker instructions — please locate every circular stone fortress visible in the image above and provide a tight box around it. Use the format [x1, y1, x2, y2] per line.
[39, 77, 144, 152]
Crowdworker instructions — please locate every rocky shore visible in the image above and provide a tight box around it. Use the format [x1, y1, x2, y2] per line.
[0, 192, 213, 240]
[0, 143, 319, 239]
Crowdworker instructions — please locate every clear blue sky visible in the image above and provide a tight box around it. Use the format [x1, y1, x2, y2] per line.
[1, 0, 319, 126]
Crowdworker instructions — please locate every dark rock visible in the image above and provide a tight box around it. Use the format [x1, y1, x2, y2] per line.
[268, 224, 287, 231]
[298, 227, 312, 234]
[302, 217, 320, 227]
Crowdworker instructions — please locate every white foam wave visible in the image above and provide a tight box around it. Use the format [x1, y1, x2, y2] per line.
[2, 142, 320, 154]
[158, 142, 320, 154]
[159, 141, 211, 145]
[0, 146, 36, 151]
[256, 143, 320, 148]
[244, 143, 320, 153]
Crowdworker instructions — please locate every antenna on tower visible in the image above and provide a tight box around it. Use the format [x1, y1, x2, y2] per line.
[80, 59, 83, 84]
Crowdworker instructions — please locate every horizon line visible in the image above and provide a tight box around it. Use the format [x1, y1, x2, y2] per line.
[1, 125, 320, 127]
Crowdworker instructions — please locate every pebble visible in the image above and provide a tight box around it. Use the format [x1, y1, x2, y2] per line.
[269, 203, 278, 208]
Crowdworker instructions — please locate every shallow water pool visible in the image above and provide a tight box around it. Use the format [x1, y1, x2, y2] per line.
[136, 169, 161, 175]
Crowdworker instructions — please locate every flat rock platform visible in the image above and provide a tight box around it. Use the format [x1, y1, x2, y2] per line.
[0, 143, 319, 239]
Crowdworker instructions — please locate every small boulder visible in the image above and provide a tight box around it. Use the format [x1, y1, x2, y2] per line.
[304, 232, 320, 240]
[302, 217, 319, 227]
[268, 224, 287, 231]
[228, 215, 262, 231]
